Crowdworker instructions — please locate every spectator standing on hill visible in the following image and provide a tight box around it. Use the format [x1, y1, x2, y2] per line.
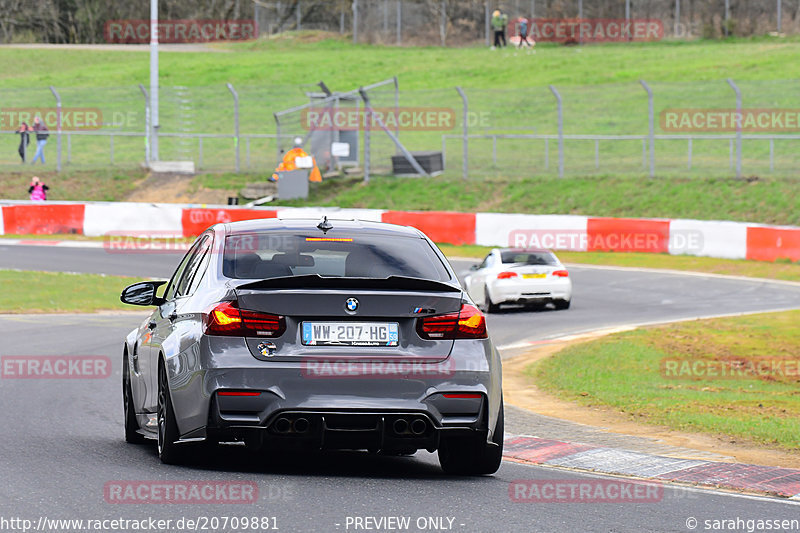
[28, 176, 49, 201]
[517, 17, 533, 48]
[15, 122, 31, 163]
[31, 116, 49, 164]
[491, 9, 508, 49]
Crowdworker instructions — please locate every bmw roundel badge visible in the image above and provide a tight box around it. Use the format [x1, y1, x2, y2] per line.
[345, 298, 359, 313]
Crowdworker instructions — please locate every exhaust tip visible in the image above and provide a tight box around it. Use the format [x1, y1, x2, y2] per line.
[410, 418, 427, 435]
[293, 417, 310, 433]
[274, 417, 291, 433]
[392, 418, 409, 435]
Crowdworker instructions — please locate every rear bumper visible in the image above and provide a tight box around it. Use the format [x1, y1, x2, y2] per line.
[206, 405, 488, 452]
[167, 336, 502, 450]
[489, 278, 572, 304]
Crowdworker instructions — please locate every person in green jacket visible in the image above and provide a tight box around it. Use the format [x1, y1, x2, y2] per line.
[491, 9, 508, 48]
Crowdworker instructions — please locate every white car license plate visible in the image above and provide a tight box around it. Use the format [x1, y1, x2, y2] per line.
[302, 322, 399, 346]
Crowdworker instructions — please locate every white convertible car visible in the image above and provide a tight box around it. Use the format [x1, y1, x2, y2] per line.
[464, 248, 572, 312]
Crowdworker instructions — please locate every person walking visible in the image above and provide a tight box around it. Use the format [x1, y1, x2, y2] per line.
[15, 122, 31, 163]
[491, 9, 508, 49]
[31, 116, 49, 164]
[517, 17, 533, 48]
[28, 176, 49, 201]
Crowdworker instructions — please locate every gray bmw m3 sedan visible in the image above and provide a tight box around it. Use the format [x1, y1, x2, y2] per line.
[120, 217, 504, 475]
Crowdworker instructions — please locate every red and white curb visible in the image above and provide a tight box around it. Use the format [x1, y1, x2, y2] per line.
[1, 200, 799, 262]
[504, 436, 800, 499]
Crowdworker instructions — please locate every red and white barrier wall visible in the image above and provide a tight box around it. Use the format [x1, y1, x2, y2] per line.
[1, 201, 799, 263]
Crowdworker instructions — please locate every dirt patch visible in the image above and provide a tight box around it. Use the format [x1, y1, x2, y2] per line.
[504, 340, 800, 468]
[125, 173, 237, 204]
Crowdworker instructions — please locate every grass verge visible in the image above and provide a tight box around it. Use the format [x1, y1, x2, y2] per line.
[0, 169, 145, 202]
[530, 310, 800, 450]
[276, 176, 800, 226]
[437, 245, 800, 282]
[3, 35, 800, 89]
[0, 270, 135, 313]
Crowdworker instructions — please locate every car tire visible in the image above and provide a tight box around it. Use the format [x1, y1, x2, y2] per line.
[484, 287, 500, 314]
[554, 299, 571, 310]
[123, 354, 146, 444]
[157, 362, 182, 465]
[438, 401, 504, 476]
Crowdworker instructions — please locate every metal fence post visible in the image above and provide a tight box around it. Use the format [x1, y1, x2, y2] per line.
[777, 0, 782, 32]
[724, 0, 729, 36]
[296, 1, 301, 30]
[485, 3, 490, 46]
[456, 87, 468, 180]
[274, 113, 282, 166]
[227, 83, 240, 172]
[440, 1, 446, 46]
[640, 80, 654, 178]
[383, 0, 389, 32]
[393, 76, 400, 141]
[674, 0, 680, 37]
[727, 78, 742, 178]
[549, 85, 564, 178]
[397, 0, 402, 45]
[49, 86, 62, 172]
[363, 93, 371, 183]
[352, 0, 359, 43]
[138, 84, 151, 165]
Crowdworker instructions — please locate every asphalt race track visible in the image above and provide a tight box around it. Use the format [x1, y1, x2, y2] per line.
[2, 243, 800, 532]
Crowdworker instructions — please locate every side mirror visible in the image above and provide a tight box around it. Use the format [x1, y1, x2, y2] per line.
[469, 264, 480, 271]
[121, 281, 168, 307]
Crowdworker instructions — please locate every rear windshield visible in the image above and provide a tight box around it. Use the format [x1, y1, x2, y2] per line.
[223, 233, 451, 281]
[500, 251, 559, 266]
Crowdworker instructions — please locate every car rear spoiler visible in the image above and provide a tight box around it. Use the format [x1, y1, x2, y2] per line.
[234, 275, 461, 293]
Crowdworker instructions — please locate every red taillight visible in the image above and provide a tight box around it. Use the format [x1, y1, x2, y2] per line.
[217, 391, 262, 397]
[442, 393, 483, 399]
[417, 304, 488, 340]
[204, 301, 286, 337]
[552, 270, 569, 277]
[496, 271, 519, 280]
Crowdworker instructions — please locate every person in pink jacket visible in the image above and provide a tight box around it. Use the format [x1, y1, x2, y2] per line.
[28, 176, 49, 201]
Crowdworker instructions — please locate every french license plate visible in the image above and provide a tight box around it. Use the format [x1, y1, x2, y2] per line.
[302, 322, 399, 346]
[523, 273, 547, 279]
